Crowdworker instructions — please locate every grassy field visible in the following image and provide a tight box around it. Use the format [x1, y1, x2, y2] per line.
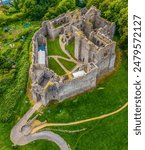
[47, 38, 68, 58]
[48, 58, 65, 76]
[58, 58, 76, 71]
[75, 108, 128, 150]
[65, 41, 75, 59]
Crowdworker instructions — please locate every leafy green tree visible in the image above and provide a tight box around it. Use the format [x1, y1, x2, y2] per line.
[56, 0, 76, 14]
[43, 0, 76, 20]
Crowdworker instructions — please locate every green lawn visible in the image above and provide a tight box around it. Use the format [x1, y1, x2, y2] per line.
[58, 58, 76, 71]
[75, 108, 128, 150]
[48, 58, 65, 76]
[47, 38, 68, 58]
[65, 41, 75, 59]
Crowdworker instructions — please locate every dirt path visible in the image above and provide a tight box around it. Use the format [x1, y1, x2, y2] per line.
[31, 102, 128, 133]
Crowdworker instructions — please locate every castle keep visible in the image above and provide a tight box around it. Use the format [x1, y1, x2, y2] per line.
[30, 6, 116, 106]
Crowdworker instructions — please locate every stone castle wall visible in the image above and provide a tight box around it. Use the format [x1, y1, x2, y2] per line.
[43, 67, 99, 105]
[58, 67, 99, 101]
[29, 6, 116, 106]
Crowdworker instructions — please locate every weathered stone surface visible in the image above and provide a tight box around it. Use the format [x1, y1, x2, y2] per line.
[29, 6, 116, 106]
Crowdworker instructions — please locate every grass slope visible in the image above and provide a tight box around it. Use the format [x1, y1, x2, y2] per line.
[48, 57, 65, 76]
[75, 108, 128, 150]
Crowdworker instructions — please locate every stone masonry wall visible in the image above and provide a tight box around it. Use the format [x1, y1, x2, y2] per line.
[43, 68, 99, 105]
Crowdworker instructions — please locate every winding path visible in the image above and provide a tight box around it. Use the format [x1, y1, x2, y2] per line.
[10, 102, 71, 150]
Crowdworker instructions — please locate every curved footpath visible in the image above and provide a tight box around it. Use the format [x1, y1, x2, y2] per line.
[10, 102, 70, 150]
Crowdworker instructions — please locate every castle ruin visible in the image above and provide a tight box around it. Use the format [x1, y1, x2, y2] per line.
[30, 6, 116, 106]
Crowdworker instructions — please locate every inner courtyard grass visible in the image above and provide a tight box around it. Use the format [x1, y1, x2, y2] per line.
[47, 38, 68, 58]
[58, 58, 76, 71]
[65, 41, 75, 59]
[48, 58, 65, 76]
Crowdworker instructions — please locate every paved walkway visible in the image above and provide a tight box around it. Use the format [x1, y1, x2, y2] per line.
[10, 102, 71, 150]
